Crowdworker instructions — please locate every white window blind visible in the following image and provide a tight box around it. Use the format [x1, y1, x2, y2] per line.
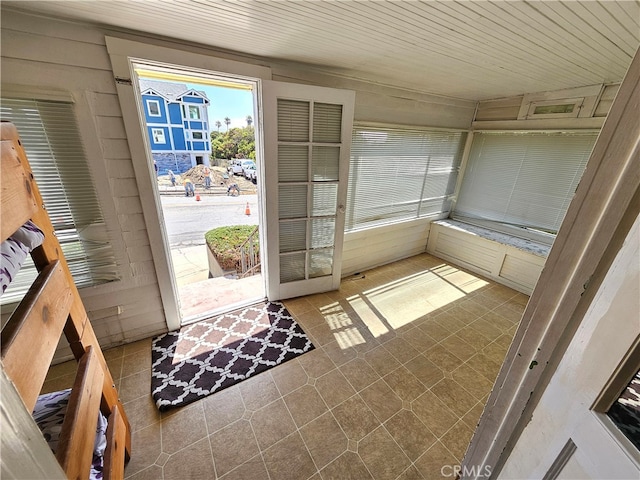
[347, 127, 467, 231]
[1, 98, 119, 305]
[453, 131, 598, 235]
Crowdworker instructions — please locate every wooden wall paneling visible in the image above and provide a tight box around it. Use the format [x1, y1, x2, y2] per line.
[1, 58, 118, 94]
[341, 219, 430, 275]
[594, 84, 620, 117]
[499, 253, 545, 293]
[475, 97, 523, 122]
[425, 222, 544, 295]
[1, 16, 168, 349]
[0, 29, 112, 70]
[1, 9, 106, 45]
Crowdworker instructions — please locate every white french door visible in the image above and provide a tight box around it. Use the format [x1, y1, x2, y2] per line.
[498, 218, 640, 479]
[260, 81, 355, 300]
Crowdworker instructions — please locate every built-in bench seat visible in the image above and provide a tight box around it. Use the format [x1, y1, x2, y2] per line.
[426, 219, 549, 294]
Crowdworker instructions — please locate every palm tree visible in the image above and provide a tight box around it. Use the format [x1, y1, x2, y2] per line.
[215, 120, 222, 132]
[246, 115, 253, 127]
[224, 117, 231, 131]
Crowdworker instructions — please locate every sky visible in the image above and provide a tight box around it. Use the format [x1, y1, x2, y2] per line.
[187, 83, 254, 132]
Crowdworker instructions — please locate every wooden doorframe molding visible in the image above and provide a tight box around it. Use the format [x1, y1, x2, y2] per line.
[462, 46, 640, 479]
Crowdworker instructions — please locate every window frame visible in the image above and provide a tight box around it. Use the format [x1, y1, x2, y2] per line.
[526, 98, 584, 119]
[452, 130, 599, 241]
[0, 94, 122, 305]
[188, 105, 201, 120]
[146, 99, 162, 117]
[152, 127, 166, 144]
[346, 124, 467, 232]
[592, 337, 640, 458]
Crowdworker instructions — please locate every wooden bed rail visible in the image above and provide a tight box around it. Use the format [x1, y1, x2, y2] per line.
[0, 122, 132, 471]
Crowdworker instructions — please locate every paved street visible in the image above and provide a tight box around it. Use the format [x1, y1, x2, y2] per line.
[161, 194, 259, 246]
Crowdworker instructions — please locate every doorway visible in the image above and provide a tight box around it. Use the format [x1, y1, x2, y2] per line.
[132, 62, 265, 325]
[107, 37, 356, 331]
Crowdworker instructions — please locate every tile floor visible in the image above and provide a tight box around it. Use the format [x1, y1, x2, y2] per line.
[43, 253, 528, 480]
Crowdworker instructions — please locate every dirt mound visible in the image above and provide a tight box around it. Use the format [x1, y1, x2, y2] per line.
[158, 164, 256, 192]
[182, 165, 225, 185]
[186, 165, 256, 191]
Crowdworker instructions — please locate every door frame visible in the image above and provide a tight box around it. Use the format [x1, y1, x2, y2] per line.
[106, 37, 271, 331]
[463, 47, 640, 478]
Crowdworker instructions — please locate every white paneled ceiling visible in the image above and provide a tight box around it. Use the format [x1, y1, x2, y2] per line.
[5, 0, 640, 100]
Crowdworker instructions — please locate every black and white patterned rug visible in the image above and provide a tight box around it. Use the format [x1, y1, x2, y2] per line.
[151, 301, 314, 411]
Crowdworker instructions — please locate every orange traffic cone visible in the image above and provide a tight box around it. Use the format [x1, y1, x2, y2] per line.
[195, 193, 201, 201]
[245, 202, 251, 216]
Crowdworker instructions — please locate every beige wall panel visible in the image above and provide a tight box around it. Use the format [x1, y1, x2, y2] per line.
[342, 219, 430, 275]
[96, 116, 128, 139]
[109, 178, 140, 198]
[1, 58, 117, 94]
[475, 96, 523, 121]
[101, 139, 133, 160]
[121, 229, 152, 247]
[126, 245, 154, 263]
[430, 231, 499, 274]
[117, 213, 147, 233]
[81, 283, 162, 311]
[114, 196, 144, 216]
[1, 28, 112, 70]
[1, 12, 167, 349]
[92, 93, 125, 117]
[272, 68, 475, 129]
[499, 253, 544, 292]
[105, 159, 137, 179]
[129, 260, 157, 277]
[594, 84, 620, 117]
[2, 9, 106, 44]
[426, 222, 544, 295]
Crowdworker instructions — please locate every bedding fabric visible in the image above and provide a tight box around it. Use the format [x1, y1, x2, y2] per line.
[33, 388, 107, 480]
[1, 220, 44, 294]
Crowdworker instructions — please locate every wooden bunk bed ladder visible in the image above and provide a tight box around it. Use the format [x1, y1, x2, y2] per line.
[0, 122, 132, 478]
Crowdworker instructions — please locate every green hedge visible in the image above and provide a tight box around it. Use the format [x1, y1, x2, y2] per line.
[205, 225, 259, 272]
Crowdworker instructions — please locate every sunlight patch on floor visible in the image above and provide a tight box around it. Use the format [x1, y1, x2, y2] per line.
[347, 296, 390, 337]
[320, 302, 369, 348]
[346, 265, 490, 334]
[334, 327, 367, 349]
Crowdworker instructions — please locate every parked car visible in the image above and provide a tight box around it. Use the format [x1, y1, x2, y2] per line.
[243, 162, 256, 180]
[228, 159, 254, 176]
[247, 165, 257, 184]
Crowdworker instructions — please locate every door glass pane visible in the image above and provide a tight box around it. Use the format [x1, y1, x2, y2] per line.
[312, 146, 340, 181]
[313, 103, 342, 143]
[279, 184, 307, 219]
[279, 220, 307, 253]
[278, 145, 309, 182]
[312, 184, 338, 217]
[280, 252, 306, 283]
[310, 218, 335, 248]
[278, 99, 309, 142]
[309, 248, 334, 278]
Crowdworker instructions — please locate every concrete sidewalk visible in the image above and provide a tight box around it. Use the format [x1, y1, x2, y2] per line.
[158, 184, 229, 196]
[170, 244, 264, 319]
[170, 245, 210, 288]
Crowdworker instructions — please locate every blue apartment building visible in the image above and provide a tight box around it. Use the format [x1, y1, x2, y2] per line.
[139, 79, 211, 174]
